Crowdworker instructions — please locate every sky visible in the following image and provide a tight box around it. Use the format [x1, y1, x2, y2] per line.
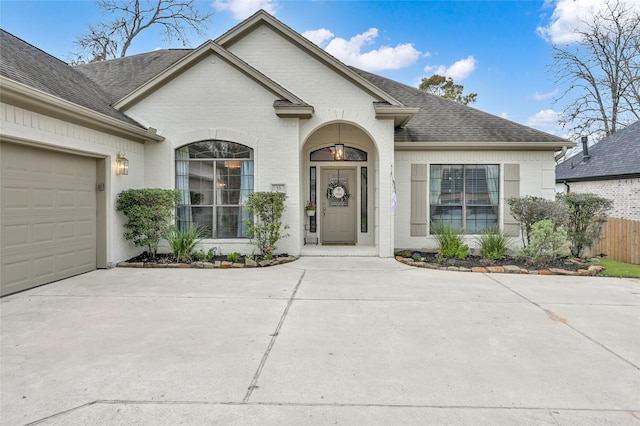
[0, 0, 623, 139]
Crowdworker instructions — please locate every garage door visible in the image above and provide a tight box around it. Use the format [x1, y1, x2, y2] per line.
[1, 142, 97, 296]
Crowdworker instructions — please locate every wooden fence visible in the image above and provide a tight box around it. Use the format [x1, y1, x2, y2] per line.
[587, 217, 640, 264]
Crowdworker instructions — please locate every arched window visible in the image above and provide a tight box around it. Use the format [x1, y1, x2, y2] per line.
[176, 141, 253, 238]
[310, 146, 367, 161]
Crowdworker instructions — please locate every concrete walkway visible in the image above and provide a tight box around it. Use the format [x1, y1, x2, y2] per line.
[1, 257, 639, 425]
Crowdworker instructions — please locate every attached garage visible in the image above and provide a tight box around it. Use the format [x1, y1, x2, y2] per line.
[1, 142, 97, 296]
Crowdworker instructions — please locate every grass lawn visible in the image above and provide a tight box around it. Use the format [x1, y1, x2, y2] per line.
[600, 258, 640, 278]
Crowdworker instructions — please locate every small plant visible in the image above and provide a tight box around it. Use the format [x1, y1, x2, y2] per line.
[166, 225, 206, 262]
[116, 188, 181, 259]
[517, 220, 570, 267]
[305, 200, 316, 211]
[431, 221, 469, 260]
[227, 252, 240, 263]
[192, 247, 215, 262]
[476, 226, 509, 260]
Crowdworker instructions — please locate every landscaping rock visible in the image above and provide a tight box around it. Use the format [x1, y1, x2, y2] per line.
[471, 266, 487, 273]
[245, 258, 258, 268]
[503, 265, 521, 274]
[486, 266, 505, 273]
[549, 268, 577, 276]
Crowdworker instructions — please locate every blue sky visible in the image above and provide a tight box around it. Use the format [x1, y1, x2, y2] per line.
[0, 0, 615, 139]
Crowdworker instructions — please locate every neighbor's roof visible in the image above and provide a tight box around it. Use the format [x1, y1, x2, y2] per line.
[350, 67, 569, 145]
[0, 29, 141, 127]
[556, 120, 640, 182]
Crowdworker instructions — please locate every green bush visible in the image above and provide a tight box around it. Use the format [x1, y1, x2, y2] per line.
[476, 226, 509, 260]
[557, 193, 613, 257]
[243, 192, 289, 259]
[518, 220, 570, 267]
[192, 247, 215, 262]
[226, 252, 240, 263]
[431, 222, 469, 260]
[507, 196, 568, 246]
[166, 225, 206, 262]
[116, 188, 181, 259]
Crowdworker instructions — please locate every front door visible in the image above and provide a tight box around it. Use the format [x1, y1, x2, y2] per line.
[321, 168, 356, 244]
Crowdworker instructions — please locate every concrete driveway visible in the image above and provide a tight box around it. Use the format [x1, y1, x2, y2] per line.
[1, 257, 639, 425]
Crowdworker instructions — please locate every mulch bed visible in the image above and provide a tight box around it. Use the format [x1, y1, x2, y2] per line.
[119, 252, 296, 268]
[395, 250, 604, 275]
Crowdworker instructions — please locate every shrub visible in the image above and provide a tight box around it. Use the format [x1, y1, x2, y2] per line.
[192, 247, 215, 262]
[507, 196, 568, 246]
[517, 220, 570, 267]
[166, 225, 206, 262]
[476, 226, 509, 260]
[116, 189, 181, 259]
[243, 192, 289, 259]
[557, 193, 613, 257]
[431, 221, 469, 259]
[227, 252, 240, 263]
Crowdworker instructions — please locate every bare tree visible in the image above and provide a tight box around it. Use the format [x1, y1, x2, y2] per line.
[71, 0, 213, 64]
[550, 0, 640, 140]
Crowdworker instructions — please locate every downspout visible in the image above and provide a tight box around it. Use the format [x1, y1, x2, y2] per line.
[564, 180, 571, 193]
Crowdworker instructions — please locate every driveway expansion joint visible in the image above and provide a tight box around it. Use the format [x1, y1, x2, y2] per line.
[486, 274, 640, 371]
[242, 270, 306, 403]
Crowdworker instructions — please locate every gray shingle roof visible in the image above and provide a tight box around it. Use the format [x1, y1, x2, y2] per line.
[350, 67, 569, 144]
[0, 29, 140, 127]
[556, 120, 640, 181]
[74, 49, 192, 104]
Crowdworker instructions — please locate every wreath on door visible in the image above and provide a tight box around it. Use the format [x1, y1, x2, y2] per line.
[327, 181, 350, 202]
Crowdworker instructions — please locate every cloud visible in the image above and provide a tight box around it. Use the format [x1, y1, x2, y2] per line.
[424, 56, 477, 81]
[526, 109, 563, 132]
[536, 0, 639, 44]
[501, 112, 509, 119]
[307, 28, 421, 72]
[302, 29, 335, 47]
[531, 89, 558, 101]
[213, 0, 277, 20]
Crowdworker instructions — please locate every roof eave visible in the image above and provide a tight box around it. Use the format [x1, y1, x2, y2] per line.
[374, 105, 419, 127]
[394, 141, 576, 151]
[274, 103, 314, 118]
[0, 77, 164, 143]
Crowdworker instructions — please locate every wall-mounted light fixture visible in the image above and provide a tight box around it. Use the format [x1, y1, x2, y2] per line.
[116, 151, 129, 175]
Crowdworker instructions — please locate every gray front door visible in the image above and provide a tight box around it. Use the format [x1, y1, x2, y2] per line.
[321, 168, 356, 244]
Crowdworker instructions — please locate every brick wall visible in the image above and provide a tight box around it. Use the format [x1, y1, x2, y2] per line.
[566, 178, 640, 221]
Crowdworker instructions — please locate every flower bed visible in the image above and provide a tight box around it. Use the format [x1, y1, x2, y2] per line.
[395, 251, 605, 276]
[118, 252, 297, 269]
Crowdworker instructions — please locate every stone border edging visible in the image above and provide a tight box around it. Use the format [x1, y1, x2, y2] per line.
[395, 256, 605, 276]
[117, 256, 298, 269]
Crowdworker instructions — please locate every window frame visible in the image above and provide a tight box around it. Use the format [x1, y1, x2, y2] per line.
[429, 164, 500, 234]
[175, 141, 254, 239]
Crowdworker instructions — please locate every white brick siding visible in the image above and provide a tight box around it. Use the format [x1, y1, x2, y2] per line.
[561, 179, 640, 221]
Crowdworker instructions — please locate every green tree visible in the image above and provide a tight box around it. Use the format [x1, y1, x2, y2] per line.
[419, 74, 478, 105]
[243, 192, 289, 259]
[116, 188, 181, 258]
[70, 0, 213, 63]
[557, 193, 613, 257]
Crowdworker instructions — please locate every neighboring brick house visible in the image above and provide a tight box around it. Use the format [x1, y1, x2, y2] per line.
[1, 10, 573, 295]
[556, 121, 640, 221]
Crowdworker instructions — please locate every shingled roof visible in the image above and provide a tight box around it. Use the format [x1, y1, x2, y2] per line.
[74, 49, 192, 104]
[350, 67, 569, 144]
[0, 29, 140, 127]
[556, 120, 640, 182]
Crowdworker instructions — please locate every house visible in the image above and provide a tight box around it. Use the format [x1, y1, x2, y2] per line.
[0, 10, 572, 295]
[556, 121, 640, 221]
